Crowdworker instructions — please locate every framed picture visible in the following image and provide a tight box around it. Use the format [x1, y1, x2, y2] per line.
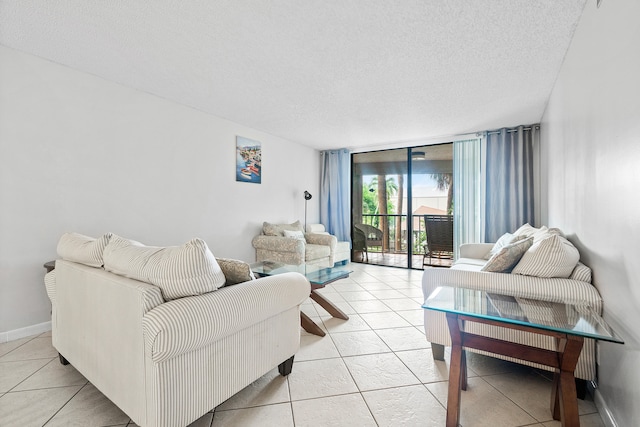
[236, 136, 261, 184]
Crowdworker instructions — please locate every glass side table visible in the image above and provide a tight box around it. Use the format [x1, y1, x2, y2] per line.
[423, 285, 624, 427]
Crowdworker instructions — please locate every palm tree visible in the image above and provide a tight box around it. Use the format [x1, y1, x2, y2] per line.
[432, 173, 453, 214]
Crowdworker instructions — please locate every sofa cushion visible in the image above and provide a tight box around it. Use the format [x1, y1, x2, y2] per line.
[263, 221, 304, 237]
[512, 234, 580, 279]
[484, 233, 528, 260]
[481, 237, 533, 273]
[569, 262, 592, 283]
[103, 235, 225, 301]
[56, 232, 113, 267]
[305, 243, 331, 261]
[513, 224, 564, 244]
[215, 257, 256, 286]
[283, 230, 306, 241]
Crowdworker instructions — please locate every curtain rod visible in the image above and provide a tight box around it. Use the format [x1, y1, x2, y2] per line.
[480, 125, 540, 137]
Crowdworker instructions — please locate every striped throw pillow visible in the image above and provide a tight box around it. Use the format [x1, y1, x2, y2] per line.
[569, 262, 592, 283]
[512, 234, 580, 278]
[56, 232, 113, 267]
[103, 235, 225, 301]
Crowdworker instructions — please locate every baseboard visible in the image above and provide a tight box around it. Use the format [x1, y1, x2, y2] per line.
[0, 321, 52, 343]
[594, 388, 618, 427]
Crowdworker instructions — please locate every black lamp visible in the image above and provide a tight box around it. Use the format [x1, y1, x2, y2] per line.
[304, 191, 312, 231]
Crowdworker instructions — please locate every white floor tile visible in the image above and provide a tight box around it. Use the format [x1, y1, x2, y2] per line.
[396, 309, 425, 326]
[0, 337, 58, 362]
[374, 327, 430, 352]
[216, 368, 290, 411]
[0, 385, 82, 426]
[346, 299, 393, 313]
[343, 353, 420, 391]
[0, 358, 51, 392]
[292, 393, 377, 427]
[426, 376, 538, 427]
[296, 333, 341, 361]
[13, 357, 87, 391]
[331, 330, 391, 356]
[362, 384, 446, 426]
[45, 383, 130, 426]
[320, 314, 371, 333]
[287, 358, 358, 401]
[213, 402, 294, 427]
[360, 311, 411, 329]
[380, 297, 423, 311]
[395, 349, 451, 384]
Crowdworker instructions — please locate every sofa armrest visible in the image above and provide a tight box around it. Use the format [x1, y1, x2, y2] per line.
[305, 233, 337, 250]
[422, 268, 603, 312]
[252, 235, 304, 253]
[142, 272, 311, 363]
[459, 243, 493, 259]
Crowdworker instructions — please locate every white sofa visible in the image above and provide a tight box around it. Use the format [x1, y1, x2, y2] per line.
[45, 232, 310, 427]
[422, 226, 602, 383]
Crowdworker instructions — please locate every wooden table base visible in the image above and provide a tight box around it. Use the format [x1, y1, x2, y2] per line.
[445, 313, 584, 427]
[301, 289, 349, 337]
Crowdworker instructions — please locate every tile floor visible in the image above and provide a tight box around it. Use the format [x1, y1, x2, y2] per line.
[0, 263, 605, 427]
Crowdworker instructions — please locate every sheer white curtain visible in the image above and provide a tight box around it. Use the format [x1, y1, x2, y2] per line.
[320, 149, 351, 243]
[453, 137, 485, 258]
[485, 125, 538, 242]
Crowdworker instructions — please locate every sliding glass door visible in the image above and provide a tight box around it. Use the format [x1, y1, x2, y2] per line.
[351, 144, 453, 269]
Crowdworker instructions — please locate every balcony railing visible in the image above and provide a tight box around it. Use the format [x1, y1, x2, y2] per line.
[358, 214, 427, 254]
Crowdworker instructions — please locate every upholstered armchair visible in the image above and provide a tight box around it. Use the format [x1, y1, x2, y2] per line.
[252, 221, 344, 267]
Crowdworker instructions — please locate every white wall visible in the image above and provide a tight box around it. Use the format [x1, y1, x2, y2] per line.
[540, 0, 640, 425]
[0, 46, 320, 338]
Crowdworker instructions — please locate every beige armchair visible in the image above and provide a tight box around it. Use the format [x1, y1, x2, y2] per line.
[252, 221, 341, 267]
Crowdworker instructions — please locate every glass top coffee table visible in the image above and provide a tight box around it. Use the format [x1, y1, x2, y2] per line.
[423, 285, 623, 427]
[251, 261, 353, 337]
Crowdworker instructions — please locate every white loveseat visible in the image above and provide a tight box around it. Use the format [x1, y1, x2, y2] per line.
[422, 225, 602, 383]
[45, 232, 310, 427]
[252, 221, 349, 267]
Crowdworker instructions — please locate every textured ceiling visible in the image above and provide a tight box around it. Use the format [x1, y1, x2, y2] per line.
[0, 1, 587, 150]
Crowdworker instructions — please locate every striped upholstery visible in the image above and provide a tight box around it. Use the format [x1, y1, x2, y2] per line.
[570, 262, 592, 283]
[512, 234, 580, 278]
[103, 235, 226, 301]
[56, 232, 113, 267]
[142, 273, 307, 363]
[422, 249, 602, 381]
[47, 259, 309, 427]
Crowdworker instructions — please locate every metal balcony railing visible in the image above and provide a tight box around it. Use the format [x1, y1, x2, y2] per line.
[358, 214, 427, 255]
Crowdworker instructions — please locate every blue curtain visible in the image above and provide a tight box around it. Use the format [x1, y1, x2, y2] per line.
[320, 149, 351, 243]
[485, 125, 538, 242]
[453, 137, 485, 258]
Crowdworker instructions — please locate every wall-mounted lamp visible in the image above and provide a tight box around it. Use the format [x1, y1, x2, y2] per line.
[304, 191, 312, 231]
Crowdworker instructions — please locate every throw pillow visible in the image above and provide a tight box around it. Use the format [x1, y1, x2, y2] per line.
[263, 221, 304, 236]
[512, 234, 580, 278]
[216, 257, 256, 286]
[484, 233, 528, 260]
[283, 230, 306, 241]
[481, 237, 533, 273]
[56, 232, 113, 267]
[103, 235, 225, 301]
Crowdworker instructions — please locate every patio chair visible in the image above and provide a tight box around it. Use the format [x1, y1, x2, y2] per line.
[422, 215, 454, 266]
[354, 223, 383, 262]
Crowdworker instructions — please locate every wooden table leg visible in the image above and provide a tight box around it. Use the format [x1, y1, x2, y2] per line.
[554, 335, 584, 427]
[300, 311, 326, 337]
[446, 313, 464, 427]
[310, 290, 349, 320]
